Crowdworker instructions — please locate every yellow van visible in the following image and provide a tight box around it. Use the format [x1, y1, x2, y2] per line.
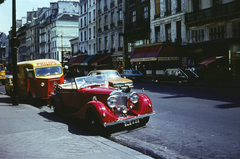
[17, 59, 65, 102]
[0, 63, 6, 85]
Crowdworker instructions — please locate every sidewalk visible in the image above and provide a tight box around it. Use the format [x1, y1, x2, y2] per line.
[0, 93, 153, 159]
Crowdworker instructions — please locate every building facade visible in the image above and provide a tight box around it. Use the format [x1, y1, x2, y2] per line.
[184, 0, 240, 74]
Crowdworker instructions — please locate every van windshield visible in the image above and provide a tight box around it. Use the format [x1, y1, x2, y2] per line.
[35, 66, 62, 77]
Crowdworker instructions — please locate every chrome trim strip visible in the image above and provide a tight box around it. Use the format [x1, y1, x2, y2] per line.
[103, 111, 155, 127]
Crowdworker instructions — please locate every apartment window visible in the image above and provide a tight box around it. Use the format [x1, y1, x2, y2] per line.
[119, 35, 123, 47]
[84, 3, 87, 12]
[210, 26, 224, 40]
[89, 45, 91, 54]
[155, 0, 160, 18]
[80, 6, 83, 14]
[176, 0, 181, 12]
[119, 10, 123, 21]
[105, 15, 108, 25]
[212, 0, 222, 7]
[233, 22, 240, 38]
[192, 29, 204, 43]
[155, 26, 160, 42]
[89, 0, 91, 6]
[165, 0, 171, 15]
[84, 17, 86, 26]
[81, 19, 83, 27]
[99, 38, 102, 50]
[143, 6, 148, 19]
[111, 35, 115, 48]
[93, 9, 96, 21]
[93, 43, 96, 53]
[105, 36, 108, 50]
[84, 31, 86, 41]
[89, 28, 91, 39]
[132, 10, 136, 22]
[165, 24, 171, 42]
[89, 12, 91, 23]
[111, 11, 115, 23]
[93, 26, 96, 38]
[99, 18, 102, 28]
[81, 32, 83, 41]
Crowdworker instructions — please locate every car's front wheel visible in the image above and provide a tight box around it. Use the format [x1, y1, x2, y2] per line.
[86, 109, 103, 133]
[140, 117, 150, 126]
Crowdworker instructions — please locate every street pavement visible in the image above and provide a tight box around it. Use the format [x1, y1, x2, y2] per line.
[0, 93, 153, 159]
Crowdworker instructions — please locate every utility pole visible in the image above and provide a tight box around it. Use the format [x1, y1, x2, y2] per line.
[11, 0, 19, 105]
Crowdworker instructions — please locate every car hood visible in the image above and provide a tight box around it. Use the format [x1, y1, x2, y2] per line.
[108, 76, 132, 83]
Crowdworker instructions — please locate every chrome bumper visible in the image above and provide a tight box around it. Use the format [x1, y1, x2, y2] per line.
[103, 111, 155, 127]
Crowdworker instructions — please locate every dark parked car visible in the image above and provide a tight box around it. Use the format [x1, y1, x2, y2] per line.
[50, 75, 154, 132]
[120, 70, 144, 81]
[153, 68, 199, 85]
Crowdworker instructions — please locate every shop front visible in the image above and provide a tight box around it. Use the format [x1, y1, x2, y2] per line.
[130, 43, 180, 77]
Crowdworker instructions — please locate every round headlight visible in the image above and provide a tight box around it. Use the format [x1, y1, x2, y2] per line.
[107, 96, 117, 108]
[41, 82, 45, 87]
[130, 92, 139, 104]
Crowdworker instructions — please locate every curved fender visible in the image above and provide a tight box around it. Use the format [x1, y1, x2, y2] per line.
[132, 93, 153, 115]
[79, 101, 119, 125]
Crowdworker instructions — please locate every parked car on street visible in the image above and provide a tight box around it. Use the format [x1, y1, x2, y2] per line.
[120, 70, 144, 81]
[50, 75, 154, 132]
[88, 70, 133, 88]
[153, 68, 199, 85]
[5, 75, 13, 96]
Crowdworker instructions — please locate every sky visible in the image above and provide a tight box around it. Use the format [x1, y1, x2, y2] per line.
[0, 0, 56, 35]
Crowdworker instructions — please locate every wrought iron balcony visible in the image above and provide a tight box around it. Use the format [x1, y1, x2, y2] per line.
[185, 1, 240, 25]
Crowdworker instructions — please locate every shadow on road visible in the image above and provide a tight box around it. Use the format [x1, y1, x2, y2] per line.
[133, 82, 240, 109]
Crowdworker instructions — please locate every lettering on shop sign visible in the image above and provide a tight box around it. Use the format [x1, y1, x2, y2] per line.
[158, 57, 179, 61]
[130, 57, 157, 62]
[36, 61, 58, 66]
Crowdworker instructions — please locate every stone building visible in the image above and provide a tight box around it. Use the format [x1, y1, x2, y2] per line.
[184, 0, 240, 74]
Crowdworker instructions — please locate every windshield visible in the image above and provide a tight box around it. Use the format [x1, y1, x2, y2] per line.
[183, 70, 198, 77]
[75, 75, 108, 89]
[35, 66, 62, 77]
[102, 71, 120, 78]
[132, 70, 142, 74]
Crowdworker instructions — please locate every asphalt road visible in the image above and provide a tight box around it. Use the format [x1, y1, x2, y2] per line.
[1, 82, 240, 159]
[108, 82, 240, 159]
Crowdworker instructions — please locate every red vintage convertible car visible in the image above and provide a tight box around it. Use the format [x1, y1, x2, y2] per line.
[50, 75, 154, 131]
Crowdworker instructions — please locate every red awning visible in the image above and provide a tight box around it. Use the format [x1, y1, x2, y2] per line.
[72, 56, 86, 65]
[91, 54, 111, 66]
[130, 44, 178, 62]
[198, 56, 225, 66]
[146, 46, 162, 57]
[67, 57, 76, 65]
[131, 47, 150, 59]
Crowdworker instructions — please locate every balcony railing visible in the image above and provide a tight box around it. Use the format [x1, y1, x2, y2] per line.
[98, 28, 102, 33]
[186, 1, 240, 24]
[126, 18, 149, 31]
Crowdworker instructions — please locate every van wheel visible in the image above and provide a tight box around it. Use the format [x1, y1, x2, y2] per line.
[28, 92, 35, 105]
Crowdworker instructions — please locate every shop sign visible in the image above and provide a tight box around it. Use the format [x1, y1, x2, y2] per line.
[130, 57, 157, 62]
[158, 57, 179, 61]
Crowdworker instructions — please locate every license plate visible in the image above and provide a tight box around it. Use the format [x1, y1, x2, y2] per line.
[124, 119, 140, 127]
